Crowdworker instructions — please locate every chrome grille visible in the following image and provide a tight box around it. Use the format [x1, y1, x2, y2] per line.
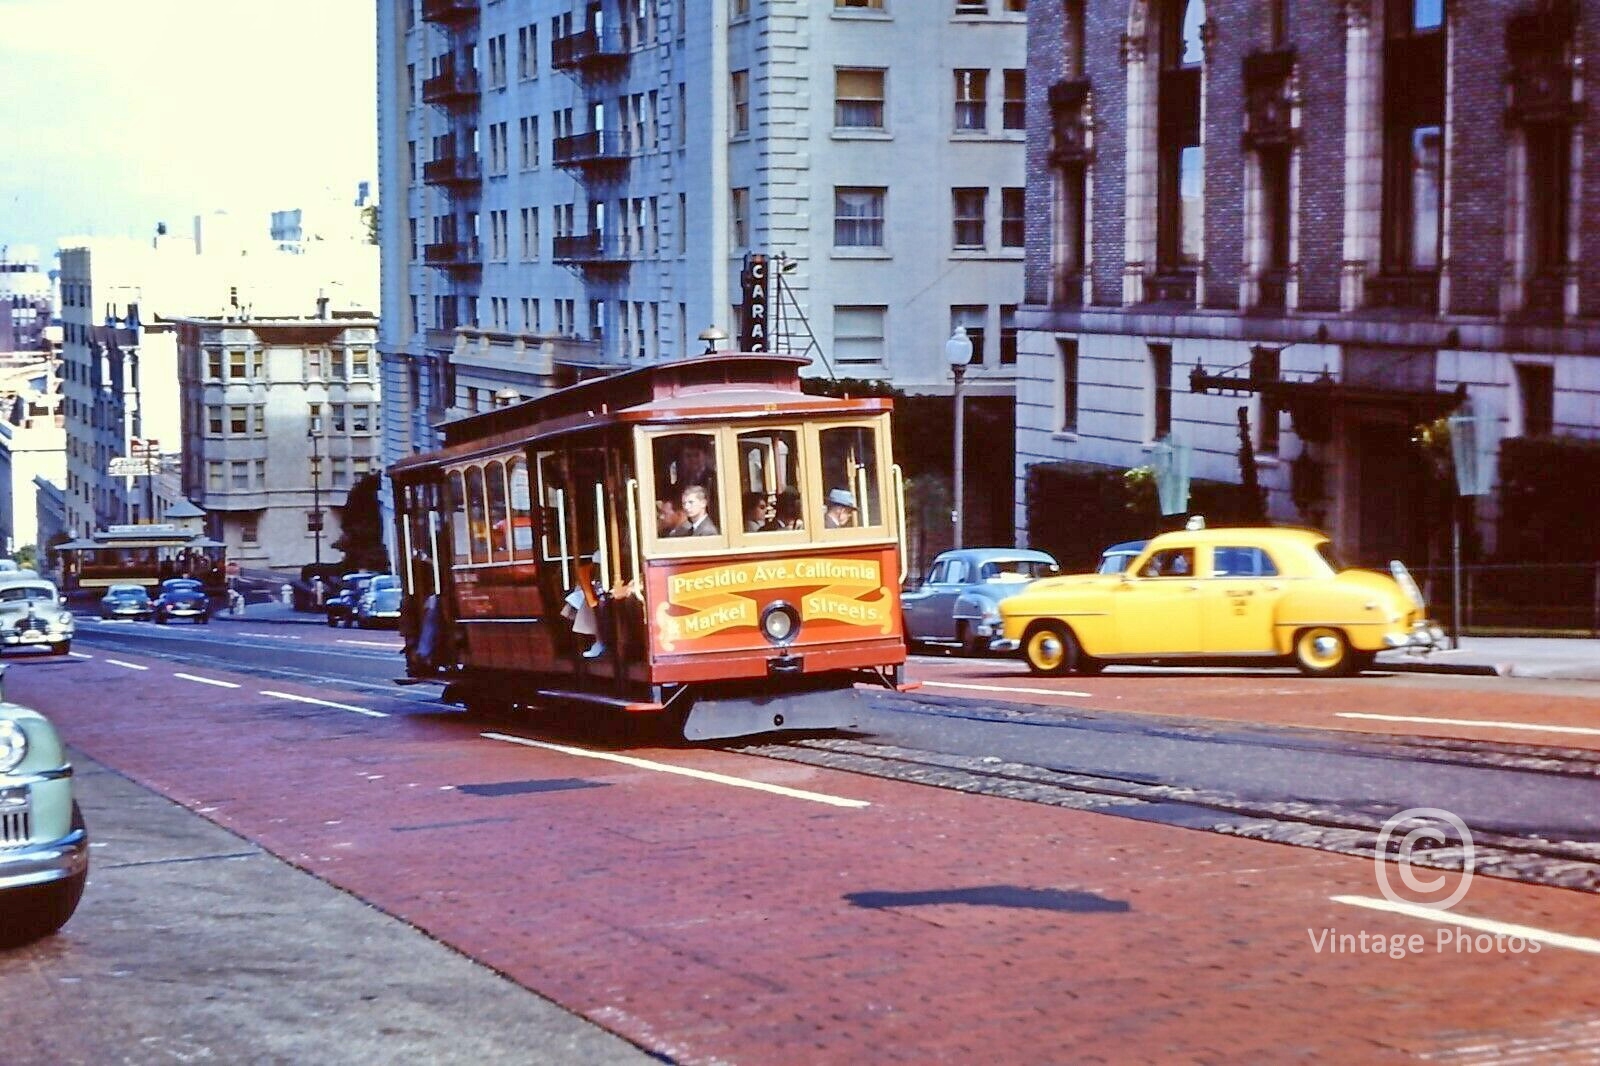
[0, 807, 30, 847]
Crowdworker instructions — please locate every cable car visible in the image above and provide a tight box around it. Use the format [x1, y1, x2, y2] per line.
[389, 354, 911, 740]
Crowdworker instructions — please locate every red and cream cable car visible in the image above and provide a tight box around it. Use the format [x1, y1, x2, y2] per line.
[388, 354, 911, 739]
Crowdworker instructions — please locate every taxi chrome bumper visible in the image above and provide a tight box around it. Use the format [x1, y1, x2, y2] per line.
[0, 824, 88, 890]
[1383, 622, 1447, 652]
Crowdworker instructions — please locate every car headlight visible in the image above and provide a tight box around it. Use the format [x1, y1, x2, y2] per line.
[0, 720, 27, 774]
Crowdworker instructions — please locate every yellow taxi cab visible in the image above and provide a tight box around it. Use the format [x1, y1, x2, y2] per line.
[1000, 522, 1443, 677]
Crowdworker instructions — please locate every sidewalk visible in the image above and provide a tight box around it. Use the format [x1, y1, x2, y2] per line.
[212, 600, 326, 626]
[1377, 636, 1600, 681]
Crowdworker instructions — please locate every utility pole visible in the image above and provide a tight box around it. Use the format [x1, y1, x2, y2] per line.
[308, 429, 324, 565]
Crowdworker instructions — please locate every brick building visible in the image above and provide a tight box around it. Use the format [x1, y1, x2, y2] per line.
[1018, 0, 1598, 565]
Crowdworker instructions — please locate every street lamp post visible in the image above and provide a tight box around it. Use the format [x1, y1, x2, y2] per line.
[308, 428, 324, 566]
[946, 326, 973, 549]
[698, 325, 728, 355]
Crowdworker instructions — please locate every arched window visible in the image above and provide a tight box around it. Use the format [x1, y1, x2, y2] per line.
[465, 466, 490, 563]
[1156, 0, 1205, 284]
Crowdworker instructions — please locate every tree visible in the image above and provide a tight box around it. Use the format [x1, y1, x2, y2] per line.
[331, 474, 390, 572]
[12, 545, 38, 573]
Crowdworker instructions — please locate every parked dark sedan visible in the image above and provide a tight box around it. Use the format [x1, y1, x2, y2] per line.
[1096, 540, 1148, 575]
[98, 583, 153, 620]
[902, 548, 1061, 655]
[325, 572, 379, 628]
[152, 578, 210, 625]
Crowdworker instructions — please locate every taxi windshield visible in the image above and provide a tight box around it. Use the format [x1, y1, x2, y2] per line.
[981, 559, 1057, 582]
[0, 586, 53, 602]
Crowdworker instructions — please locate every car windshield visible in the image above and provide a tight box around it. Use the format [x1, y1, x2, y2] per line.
[1097, 553, 1136, 575]
[980, 559, 1058, 582]
[107, 587, 146, 599]
[163, 579, 202, 591]
[0, 586, 54, 602]
[370, 576, 399, 592]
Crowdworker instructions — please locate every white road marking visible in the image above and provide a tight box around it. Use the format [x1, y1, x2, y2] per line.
[923, 680, 1093, 699]
[261, 690, 389, 718]
[104, 659, 149, 671]
[337, 639, 401, 649]
[67, 652, 92, 659]
[238, 631, 304, 640]
[1336, 712, 1600, 738]
[1332, 895, 1600, 956]
[481, 732, 871, 808]
[174, 672, 241, 689]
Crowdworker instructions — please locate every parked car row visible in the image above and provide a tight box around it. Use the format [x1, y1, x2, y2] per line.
[903, 522, 1443, 678]
[325, 573, 401, 629]
[98, 578, 212, 625]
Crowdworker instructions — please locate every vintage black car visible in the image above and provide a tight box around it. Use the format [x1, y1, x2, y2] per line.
[902, 548, 1061, 655]
[152, 578, 210, 625]
[325, 572, 379, 628]
[99, 583, 154, 620]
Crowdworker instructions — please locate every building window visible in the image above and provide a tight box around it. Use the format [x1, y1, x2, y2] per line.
[205, 350, 223, 381]
[952, 188, 987, 248]
[1003, 69, 1026, 130]
[731, 70, 750, 136]
[517, 24, 538, 79]
[1526, 122, 1572, 295]
[305, 349, 325, 380]
[1380, 0, 1446, 278]
[999, 305, 1018, 365]
[231, 461, 250, 489]
[1516, 363, 1554, 437]
[1057, 339, 1079, 433]
[954, 69, 988, 131]
[229, 405, 248, 434]
[353, 405, 372, 434]
[255, 459, 267, 487]
[836, 0, 884, 7]
[241, 516, 259, 544]
[1001, 187, 1025, 248]
[307, 403, 322, 435]
[1148, 342, 1173, 440]
[207, 462, 223, 491]
[330, 458, 349, 490]
[835, 68, 885, 129]
[1250, 345, 1280, 453]
[350, 348, 371, 380]
[254, 405, 265, 434]
[950, 306, 985, 365]
[834, 306, 886, 366]
[731, 187, 750, 249]
[206, 406, 223, 435]
[1157, 0, 1205, 274]
[834, 187, 886, 247]
[228, 349, 247, 380]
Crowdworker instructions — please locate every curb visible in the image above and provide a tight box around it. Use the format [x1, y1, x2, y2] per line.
[211, 612, 325, 627]
[1376, 658, 1506, 678]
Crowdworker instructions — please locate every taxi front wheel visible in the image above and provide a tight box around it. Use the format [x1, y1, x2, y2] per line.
[1293, 627, 1355, 677]
[1023, 622, 1079, 677]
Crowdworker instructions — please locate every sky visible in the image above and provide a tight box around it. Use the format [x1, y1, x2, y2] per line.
[0, 0, 378, 268]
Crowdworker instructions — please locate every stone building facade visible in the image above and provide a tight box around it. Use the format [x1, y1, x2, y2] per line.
[1019, 0, 1599, 565]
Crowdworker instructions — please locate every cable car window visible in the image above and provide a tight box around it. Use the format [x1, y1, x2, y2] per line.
[737, 428, 804, 533]
[507, 456, 534, 559]
[653, 432, 721, 537]
[486, 459, 510, 561]
[465, 465, 490, 563]
[446, 470, 469, 565]
[818, 425, 882, 528]
[536, 450, 568, 563]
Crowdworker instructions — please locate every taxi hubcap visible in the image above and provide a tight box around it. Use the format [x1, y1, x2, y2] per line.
[1300, 629, 1343, 667]
[1030, 633, 1064, 670]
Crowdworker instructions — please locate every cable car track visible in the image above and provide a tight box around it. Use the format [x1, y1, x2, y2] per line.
[732, 732, 1600, 897]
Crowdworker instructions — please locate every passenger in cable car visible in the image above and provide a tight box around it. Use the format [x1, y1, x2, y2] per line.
[677, 437, 717, 496]
[672, 485, 720, 537]
[824, 488, 858, 529]
[774, 489, 804, 530]
[656, 490, 685, 537]
[744, 491, 777, 532]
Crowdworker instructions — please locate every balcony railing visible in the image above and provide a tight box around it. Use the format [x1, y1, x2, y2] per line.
[1365, 272, 1439, 315]
[423, 240, 482, 271]
[421, 154, 483, 189]
[421, 0, 478, 26]
[552, 233, 627, 265]
[550, 28, 627, 72]
[421, 65, 481, 106]
[552, 129, 627, 169]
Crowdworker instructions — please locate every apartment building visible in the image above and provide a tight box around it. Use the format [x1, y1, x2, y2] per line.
[174, 313, 382, 570]
[1019, 0, 1600, 564]
[376, 0, 1028, 537]
[0, 246, 52, 354]
[0, 357, 64, 554]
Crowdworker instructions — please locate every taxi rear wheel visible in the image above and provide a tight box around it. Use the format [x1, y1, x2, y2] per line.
[1293, 627, 1355, 677]
[1023, 622, 1078, 677]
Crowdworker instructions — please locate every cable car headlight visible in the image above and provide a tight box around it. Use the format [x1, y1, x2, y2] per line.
[0, 720, 27, 774]
[760, 601, 801, 646]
